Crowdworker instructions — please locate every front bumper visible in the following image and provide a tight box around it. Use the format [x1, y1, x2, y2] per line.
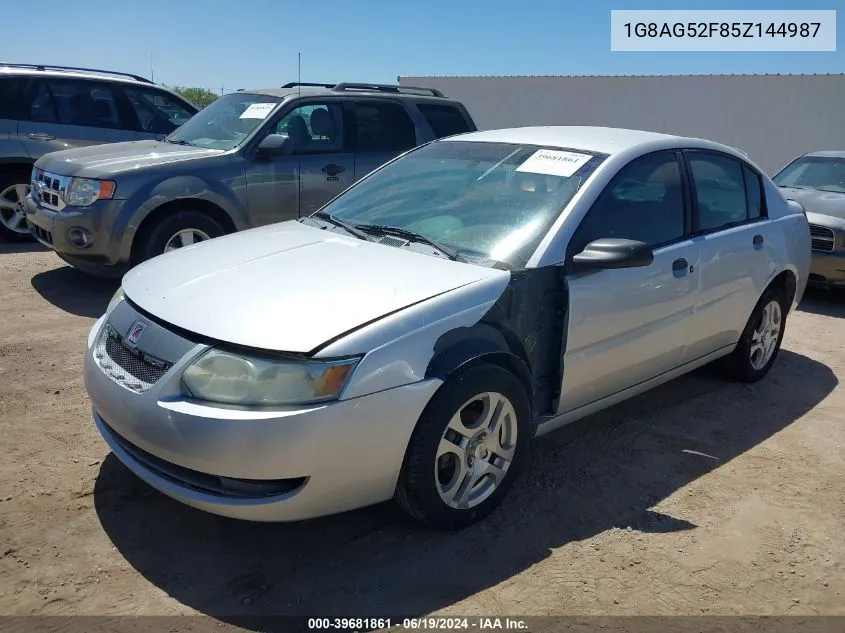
[24, 194, 129, 272]
[84, 306, 442, 522]
[808, 249, 845, 288]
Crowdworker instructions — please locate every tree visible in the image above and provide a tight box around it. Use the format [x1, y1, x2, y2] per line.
[166, 86, 219, 109]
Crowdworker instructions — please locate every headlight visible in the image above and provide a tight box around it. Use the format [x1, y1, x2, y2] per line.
[62, 177, 116, 207]
[181, 349, 360, 406]
[107, 288, 124, 313]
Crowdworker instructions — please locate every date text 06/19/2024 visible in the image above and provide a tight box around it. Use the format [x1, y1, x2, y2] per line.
[306, 617, 530, 631]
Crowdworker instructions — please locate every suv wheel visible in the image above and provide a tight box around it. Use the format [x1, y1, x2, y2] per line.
[0, 173, 34, 242]
[135, 210, 226, 264]
[394, 363, 531, 530]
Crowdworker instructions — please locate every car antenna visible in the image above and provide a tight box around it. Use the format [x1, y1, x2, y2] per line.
[297, 53, 301, 97]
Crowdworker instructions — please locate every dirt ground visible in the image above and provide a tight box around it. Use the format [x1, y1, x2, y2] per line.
[0, 241, 843, 624]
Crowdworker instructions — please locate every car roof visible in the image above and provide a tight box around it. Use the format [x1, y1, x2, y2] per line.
[0, 65, 153, 87]
[803, 150, 845, 159]
[446, 126, 736, 156]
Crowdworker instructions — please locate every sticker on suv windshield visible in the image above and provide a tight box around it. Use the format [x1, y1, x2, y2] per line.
[516, 149, 593, 178]
[239, 103, 276, 119]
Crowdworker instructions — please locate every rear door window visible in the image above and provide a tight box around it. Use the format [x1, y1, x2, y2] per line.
[417, 103, 472, 138]
[687, 151, 754, 231]
[44, 79, 123, 129]
[350, 101, 417, 152]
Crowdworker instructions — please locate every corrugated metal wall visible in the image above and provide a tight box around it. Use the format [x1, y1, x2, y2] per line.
[398, 74, 845, 174]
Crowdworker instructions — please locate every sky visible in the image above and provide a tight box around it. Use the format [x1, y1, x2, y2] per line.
[3, 0, 843, 94]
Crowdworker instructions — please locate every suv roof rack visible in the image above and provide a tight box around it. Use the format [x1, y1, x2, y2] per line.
[0, 63, 153, 84]
[332, 82, 445, 97]
[281, 82, 336, 89]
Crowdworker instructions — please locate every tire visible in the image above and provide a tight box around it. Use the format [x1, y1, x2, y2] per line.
[394, 363, 532, 530]
[720, 284, 789, 383]
[0, 171, 35, 242]
[134, 210, 226, 264]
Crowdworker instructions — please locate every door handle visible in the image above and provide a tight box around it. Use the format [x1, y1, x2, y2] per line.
[27, 132, 56, 141]
[753, 234, 764, 247]
[321, 164, 346, 177]
[672, 258, 688, 273]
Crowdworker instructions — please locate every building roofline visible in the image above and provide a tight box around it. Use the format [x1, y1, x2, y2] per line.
[398, 73, 845, 80]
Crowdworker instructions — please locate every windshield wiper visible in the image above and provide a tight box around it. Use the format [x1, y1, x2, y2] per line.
[167, 139, 198, 147]
[358, 224, 462, 261]
[310, 211, 371, 241]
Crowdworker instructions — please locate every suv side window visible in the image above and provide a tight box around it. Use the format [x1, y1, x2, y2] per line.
[0, 77, 23, 119]
[274, 103, 345, 154]
[350, 101, 416, 152]
[121, 85, 195, 134]
[570, 151, 686, 255]
[44, 79, 122, 129]
[687, 151, 756, 231]
[417, 103, 472, 138]
[29, 81, 58, 123]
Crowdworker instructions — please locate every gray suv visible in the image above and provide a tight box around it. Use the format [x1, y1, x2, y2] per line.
[23, 82, 477, 277]
[0, 63, 199, 241]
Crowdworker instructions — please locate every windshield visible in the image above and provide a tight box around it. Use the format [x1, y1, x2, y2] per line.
[772, 155, 845, 193]
[166, 92, 281, 150]
[319, 140, 605, 267]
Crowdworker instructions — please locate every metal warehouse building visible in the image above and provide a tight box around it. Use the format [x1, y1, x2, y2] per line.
[398, 74, 845, 175]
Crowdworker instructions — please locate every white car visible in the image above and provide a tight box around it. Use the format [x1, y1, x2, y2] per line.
[84, 126, 811, 529]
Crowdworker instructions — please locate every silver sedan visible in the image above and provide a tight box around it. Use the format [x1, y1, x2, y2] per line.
[85, 126, 811, 529]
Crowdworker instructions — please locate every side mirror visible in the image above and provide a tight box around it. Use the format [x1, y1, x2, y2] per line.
[256, 133, 291, 157]
[570, 238, 654, 272]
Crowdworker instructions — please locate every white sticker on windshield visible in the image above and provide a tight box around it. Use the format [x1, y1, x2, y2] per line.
[239, 103, 276, 119]
[516, 149, 593, 178]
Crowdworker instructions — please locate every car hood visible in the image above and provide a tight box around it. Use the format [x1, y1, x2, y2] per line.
[34, 140, 223, 179]
[121, 221, 510, 354]
[778, 186, 845, 223]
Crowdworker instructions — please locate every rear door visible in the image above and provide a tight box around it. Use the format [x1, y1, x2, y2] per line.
[347, 99, 420, 180]
[682, 150, 776, 361]
[18, 77, 138, 160]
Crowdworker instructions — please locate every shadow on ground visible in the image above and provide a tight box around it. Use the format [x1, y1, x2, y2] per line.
[94, 350, 836, 624]
[0, 239, 46, 255]
[799, 287, 845, 319]
[30, 266, 118, 318]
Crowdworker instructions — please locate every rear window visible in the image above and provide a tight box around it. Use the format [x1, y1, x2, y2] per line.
[418, 103, 472, 138]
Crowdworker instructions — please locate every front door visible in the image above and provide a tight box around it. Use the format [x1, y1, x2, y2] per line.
[245, 101, 354, 226]
[560, 150, 701, 414]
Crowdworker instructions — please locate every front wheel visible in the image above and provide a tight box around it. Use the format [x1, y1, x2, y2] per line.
[0, 175, 34, 242]
[134, 210, 226, 265]
[395, 364, 532, 530]
[721, 285, 789, 383]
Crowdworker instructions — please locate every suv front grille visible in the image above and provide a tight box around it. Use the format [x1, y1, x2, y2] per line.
[31, 169, 70, 212]
[94, 324, 172, 393]
[809, 224, 835, 253]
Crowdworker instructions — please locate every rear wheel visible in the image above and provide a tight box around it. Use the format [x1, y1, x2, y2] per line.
[134, 210, 226, 264]
[395, 364, 531, 530]
[0, 172, 34, 242]
[721, 285, 789, 383]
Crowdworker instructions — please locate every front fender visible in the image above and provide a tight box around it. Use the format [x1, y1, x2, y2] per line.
[115, 172, 248, 262]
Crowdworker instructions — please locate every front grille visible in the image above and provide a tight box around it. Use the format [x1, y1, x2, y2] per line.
[103, 419, 306, 499]
[809, 224, 835, 253]
[94, 324, 171, 393]
[30, 169, 70, 212]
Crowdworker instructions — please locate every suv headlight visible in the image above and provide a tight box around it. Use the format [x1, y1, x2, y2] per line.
[181, 349, 361, 406]
[62, 177, 116, 207]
